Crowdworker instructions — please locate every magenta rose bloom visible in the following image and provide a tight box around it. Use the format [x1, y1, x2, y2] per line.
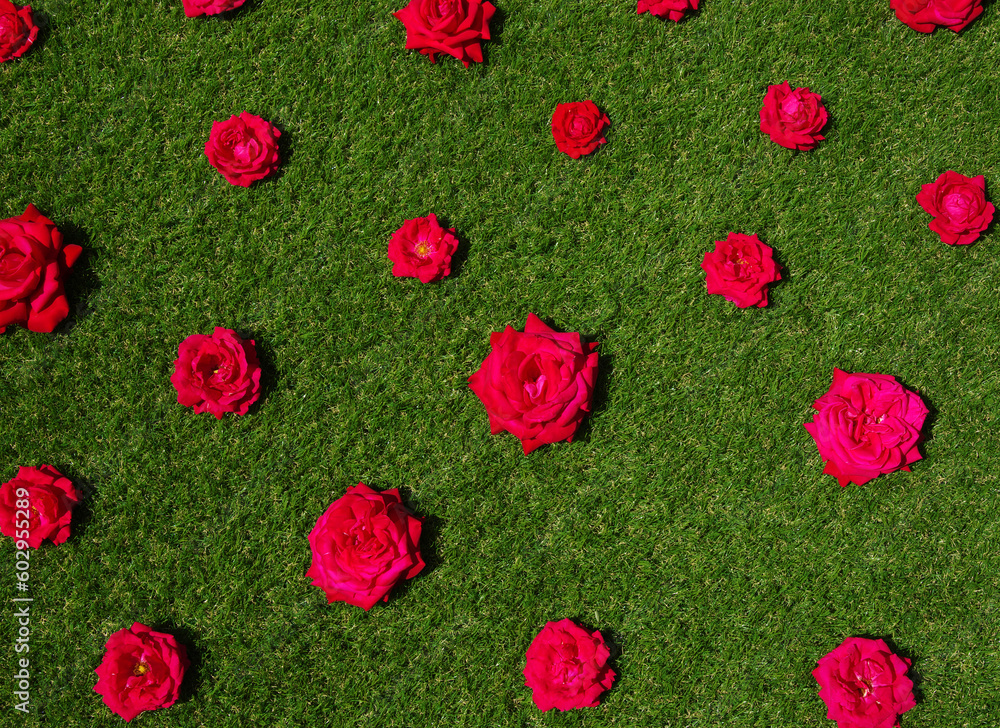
[93, 622, 190, 723]
[701, 232, 781, 308]
[171, 327, 261, 419]
[759, 81, 828, 151]
[890, 0, 982, 33]
[551, 101, 610, 159]
[804, 369, 928, 487]
[813, 637, 916, 728]
[468, 313, 599, 455]
[636, 0, 698, 21]
[915, 170, 994, 246]
[306, 483, 425, 610]
[387, 213, 460, 283]
[0, 0, 37, 61]
[393, 0, 496, 67]
[204, 112, 281, 187]
[182, 0, 245, 17]
[0, 465, 79, 548]
[524, 619, 616, 711]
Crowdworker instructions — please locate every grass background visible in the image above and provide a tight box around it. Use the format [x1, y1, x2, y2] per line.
[2, 0, 1000, 725]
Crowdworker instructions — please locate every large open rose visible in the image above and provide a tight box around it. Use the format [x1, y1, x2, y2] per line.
[387, 213, 459, 283]
[0, 0, 37, 61]
[523, 619, 616, 711]
[759, 81, 828, 151]
[636, 0, 698, 21]
[468, 313, 599, 455]
[915, 170, 994, 246]
[701, 232, 781, 308]
[393, 0, 496, 67]
[804, 369, 928, 487]
[551, 101, 610, 159]
[0, 465, 79, 548]
[204, 112, 281, 187]
[171, 327, 261, 418]
[890, 0, 982, 33]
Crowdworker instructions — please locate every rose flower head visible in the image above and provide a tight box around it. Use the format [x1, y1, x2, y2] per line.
[388, 213, 460, 283]
[171, 327, 261, 419]
[0, 465, 79, 549]
[804, 369, 928, 487]
[891, 0, 983, 33]
[468, 313, 598, 455]
[759, 81, 828, 151]
[813, 636, 916, 728]
[182, 0, 245, 17]
[524, 618, 616, 711]
[93, 622, 190, 723]
[306, 483, 425, 610]
[916, 170, 994, 246]
[0, 0, 37, 62]
[393, 0, 496, 67]
[204, 112, 281, 187]
[0, 204, 83, 334]
[552, 101, 610, 159]
[701, 232, 781, 308]
[636, 0, 698, 22]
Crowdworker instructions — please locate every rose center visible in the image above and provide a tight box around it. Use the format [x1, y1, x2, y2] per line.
[780, 94, 803, 118]
[414, 238, 435, 258]
[523, 375, 547, 401]
[132, 661, 150, 677]
[569, 117, 594, 138]
[942, 191, 973, 222]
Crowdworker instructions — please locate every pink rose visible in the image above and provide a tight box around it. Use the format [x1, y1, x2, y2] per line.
[468, 313, 599, 455]
[523, 618, 616, 711]
[93, 622, 190, 723]
[306, 483, 425, 610]
[890, 0, 982, 33]
[700, 232, 781, 308]
[0, 204, 83, 334]
[813, 637, 916, 728]
[182, 0, 245, 17]
[0, 0, 36, 62]
[915, 170, 994, 246]
[636, 0, 698, 21]
[204, 112, 281, 187]
[387, 213, 459, 283]
[171, 327, 262, 419]
[804, 368, 928, 487]
[0, 465, 79, 548]
[393, 0, 496, 67]
[759, 81, 828, 151]
[551, 101, 610, 159]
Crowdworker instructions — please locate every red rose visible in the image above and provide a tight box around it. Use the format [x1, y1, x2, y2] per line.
[93, 622, 190, 723]
[387, 213, 459, 283]
[759, 81, 828, 151]
[393, 0, 496, 68]
[0, 0, 36, 61]
[182, 0, 245, 17]
[0, 204, 82, 334]
[551, 101, 610, 159]
[0, 465, 78, 549]
[204, 112, 281, 187]
[804, 368, 928, 487]
[523, 619, 616, 711]
[813, 637, 916, 728]
[636, 0, 698, 21]
[468, 313, 598, 455]
[890, 0, 982, 32]
[170, 327, 261, 419]
[306, 483, 425, 610]
[700, 232, 781, 308]
[915, 170, 994, 246]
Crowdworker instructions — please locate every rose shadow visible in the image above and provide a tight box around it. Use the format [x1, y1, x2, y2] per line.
[61, 469, 99, 543]
[475, 5, 506, 70]
[893, 378, 937, 461]
[249, 121, 293, 187]
[855, 634, 922, 704]
[568, 331, 612, 447]
[571, 618, 622, 695]
[148, 623, 205, 707]
[54, 223, 100, 335]
[395, 488, 444, 583]
[205, 0, 261, 21]
[24, 8, 51, 56]
[230, 327, 277, 415]
[433, 215, 469, 280]
[765, 242, 789, 308]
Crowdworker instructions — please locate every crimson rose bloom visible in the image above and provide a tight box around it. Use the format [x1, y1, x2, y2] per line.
[306, 483, 425, 610]
[182, 0, 245, 17]
[552, 101, 610, 159]
[468, 313, 598, 455]
[204, 112, 281, 187]
[813, 637, 916, 728]
[393, 0, 496, 67]
[93, 622, 190, 723]
[524, 619, 616, 711]
[759, 81, 828, 151]
[388, 213, 459, 283]
[636, 0, 698, 21]
[0, 465, 79, 549]
[0, 0, 36, 61]
[0, 204, 82, 334]
[890, 0, 982, 32]
[701, 232, 781, 308]
[804, 369, 928, 487]
[171, 327, 261, 419]
[916, 170, 994, 246]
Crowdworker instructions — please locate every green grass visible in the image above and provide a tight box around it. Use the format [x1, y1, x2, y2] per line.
[2, 0, 1000, 725]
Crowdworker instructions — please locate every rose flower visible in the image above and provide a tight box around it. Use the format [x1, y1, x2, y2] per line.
[0, 0, 37, 62]
[182, 0, 245, 17]
[759, 81, 828, 151]
[813, 637, 916, 728]
[93, 622, 190, 723]
[523, 619, 616, 711]
[891, 0, 983, 33]
[551, 101, 610, 159]
[306, 483, 425, 610]
[393, 0, 496, 67]
[204, 112, 281, 187]
[916, 170, 994, 246]
[387, 213, 460, 283]
[0, 465, 79, 548]
[636, 0, 698, 22]
[804, 369, 928, 487]
[701, 232, 781, 308]
[171, 327, 261, 419]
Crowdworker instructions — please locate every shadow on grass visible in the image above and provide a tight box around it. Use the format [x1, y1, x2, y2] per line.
[896, 377, 937, 462]
[149, 623, 206, 707]
[56, 223, 101, 335]
[858, 633, 922, 704]
[434, 214, 469, 280]
[573, 617, 622, 696]
[234, 327, 278, 414]
[574, 333, 613, 446]
[476, 6, 506, 71]
[63, 470, 99, 544]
